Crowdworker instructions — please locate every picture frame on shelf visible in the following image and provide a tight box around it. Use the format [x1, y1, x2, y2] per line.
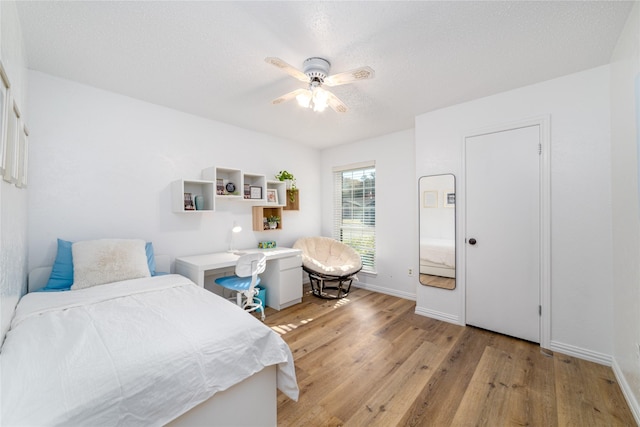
[250, 186, 262, 200]
[266, 189, 278, 204]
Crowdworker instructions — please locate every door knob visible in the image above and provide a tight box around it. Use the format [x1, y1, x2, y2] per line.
[469, 238, 477, 245]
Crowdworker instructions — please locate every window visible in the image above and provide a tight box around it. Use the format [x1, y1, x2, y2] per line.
[333, 161, 376, 273]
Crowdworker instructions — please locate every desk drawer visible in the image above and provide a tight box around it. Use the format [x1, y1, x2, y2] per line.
[279, 254, 302, 270]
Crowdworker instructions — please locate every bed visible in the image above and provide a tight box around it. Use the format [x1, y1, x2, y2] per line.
[419, 238, 456, 278]
[0, 239, 298, 426]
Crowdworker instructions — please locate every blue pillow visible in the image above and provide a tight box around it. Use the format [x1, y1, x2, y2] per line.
[42, 239, 74, 291]
[146, 242, 156, 276]
[41, 239, 157, 292]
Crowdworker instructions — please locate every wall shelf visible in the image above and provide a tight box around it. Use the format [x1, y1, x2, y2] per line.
[243, 173, 267, 202]
[171, 179, 215, 213]
[284, 189, 300, 211]
[266, 180, 287, 207]
[203, 166, 243, 199]
[252, 206, 283, 231]
[173, 167, 291, 217]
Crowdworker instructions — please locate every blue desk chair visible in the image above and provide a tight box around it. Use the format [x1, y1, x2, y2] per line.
[215, 252, 267, 320]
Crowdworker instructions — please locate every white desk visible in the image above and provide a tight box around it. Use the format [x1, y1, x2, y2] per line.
[175, 247, 303, 310]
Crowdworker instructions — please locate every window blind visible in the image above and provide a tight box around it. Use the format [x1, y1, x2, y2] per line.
[332, 161, 376, 273]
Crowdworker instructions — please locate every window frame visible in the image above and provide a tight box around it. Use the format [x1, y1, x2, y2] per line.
[332, 161, 376, 274]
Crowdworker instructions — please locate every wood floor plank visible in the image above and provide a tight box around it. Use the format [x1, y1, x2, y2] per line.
[270, 286, 635, 427]
[319, 324, 433, 422]
[555, 353, 636, 426]
[346, 340, 447, 426]
[399, 327, 498, 426]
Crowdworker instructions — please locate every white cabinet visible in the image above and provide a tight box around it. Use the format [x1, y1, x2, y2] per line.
[261, 254, 302, 310]
[171, 179, 215, 213]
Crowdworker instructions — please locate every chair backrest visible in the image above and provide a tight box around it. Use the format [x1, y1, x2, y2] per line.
[235, 252, 267, 278]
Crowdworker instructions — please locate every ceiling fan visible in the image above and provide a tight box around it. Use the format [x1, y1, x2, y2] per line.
[265, 57, 375, 113]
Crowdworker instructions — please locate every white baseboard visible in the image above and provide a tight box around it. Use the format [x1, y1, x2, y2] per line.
[353, 281, 416, 301]
[612, 358, 640, 426]
[414, 306, 463, 326]
[549, 340, 612, 366]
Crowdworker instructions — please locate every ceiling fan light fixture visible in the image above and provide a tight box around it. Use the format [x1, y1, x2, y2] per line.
[266, 56, 373, 114]
[296, 90, 311, 107]
[311, 87, 328, 112]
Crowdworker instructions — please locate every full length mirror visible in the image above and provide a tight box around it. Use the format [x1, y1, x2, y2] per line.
[419, 174, 456, 289]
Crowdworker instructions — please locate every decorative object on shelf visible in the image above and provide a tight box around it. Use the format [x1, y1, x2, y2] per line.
[253, 206, 283, 231]
[194, 195, 204, 210]
[225, 182, 236, 194]
[258, 241, 277, 249]
[216, 179, 224, 195]
[244, 184, 251, 199]
[266, 215, 280, 230]
[275, 170, 297, 204]
[228, 221, 242, 252]
[266, 189, 278, 204]
[184, 193, 195, 210]
[284, 190, 299, 211]
[275, 170, 296, 189]
[250, 186, 262, 199]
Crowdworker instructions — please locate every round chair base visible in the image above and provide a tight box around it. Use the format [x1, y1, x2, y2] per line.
[306, 268, 359, 300]
[310, 285, 350, 299]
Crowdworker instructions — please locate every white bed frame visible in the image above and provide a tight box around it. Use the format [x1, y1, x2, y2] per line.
[419, 259, 455, 278]
[27, 256, 279, 426]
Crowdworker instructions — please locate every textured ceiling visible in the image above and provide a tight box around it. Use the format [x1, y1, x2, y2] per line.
[15, 1, 634, 149]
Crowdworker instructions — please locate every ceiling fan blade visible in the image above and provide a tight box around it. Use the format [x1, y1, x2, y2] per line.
[272, 88, 308, 105]
[325, 90, 348, 113]
[324, 66, 375, 87]
[265, 57, 309, 83]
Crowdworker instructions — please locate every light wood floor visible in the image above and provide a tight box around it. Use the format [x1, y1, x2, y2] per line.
[264, 285, 636, 426]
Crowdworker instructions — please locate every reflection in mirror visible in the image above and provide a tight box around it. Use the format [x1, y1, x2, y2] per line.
[419, 174, 456, 290]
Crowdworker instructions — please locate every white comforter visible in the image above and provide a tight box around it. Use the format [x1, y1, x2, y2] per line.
[420, 238, 456, 268]
[0, 274, 299, 426]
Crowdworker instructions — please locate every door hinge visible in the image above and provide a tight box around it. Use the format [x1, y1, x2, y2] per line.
[538, 144, 542, 155]
[539, 305, 542, 316]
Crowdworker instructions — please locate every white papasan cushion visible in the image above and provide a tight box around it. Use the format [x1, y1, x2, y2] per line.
[293, 236, 362, 276]
[71, 239, 150, 290]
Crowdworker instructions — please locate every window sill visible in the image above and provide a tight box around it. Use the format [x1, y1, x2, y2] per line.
[358, 270, 377, 278]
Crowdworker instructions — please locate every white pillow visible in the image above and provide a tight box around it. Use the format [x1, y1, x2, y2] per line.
[71, 239, 151, 290]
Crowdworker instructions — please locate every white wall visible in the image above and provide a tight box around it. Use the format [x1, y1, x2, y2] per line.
[0, 0, 28, 340]
[27, 71, 321, 273]
[415, 66, 614, 360]
[610, 2, 640, 421]
[320, 129, 417, 299]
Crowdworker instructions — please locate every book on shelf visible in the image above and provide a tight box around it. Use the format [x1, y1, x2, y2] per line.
[184, 192, 195, 210]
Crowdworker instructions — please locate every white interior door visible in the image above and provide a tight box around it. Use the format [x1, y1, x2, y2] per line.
[465, 125, 540, 343]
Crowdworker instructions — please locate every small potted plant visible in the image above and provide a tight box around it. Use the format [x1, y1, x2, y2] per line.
[275, 170, 297, 203]
[266, 215, 280, 229]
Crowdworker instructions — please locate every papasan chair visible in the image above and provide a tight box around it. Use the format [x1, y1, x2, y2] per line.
[293, 236, 362, 299]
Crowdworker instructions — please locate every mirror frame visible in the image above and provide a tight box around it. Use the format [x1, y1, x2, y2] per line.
[418, 174, 456, 290]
